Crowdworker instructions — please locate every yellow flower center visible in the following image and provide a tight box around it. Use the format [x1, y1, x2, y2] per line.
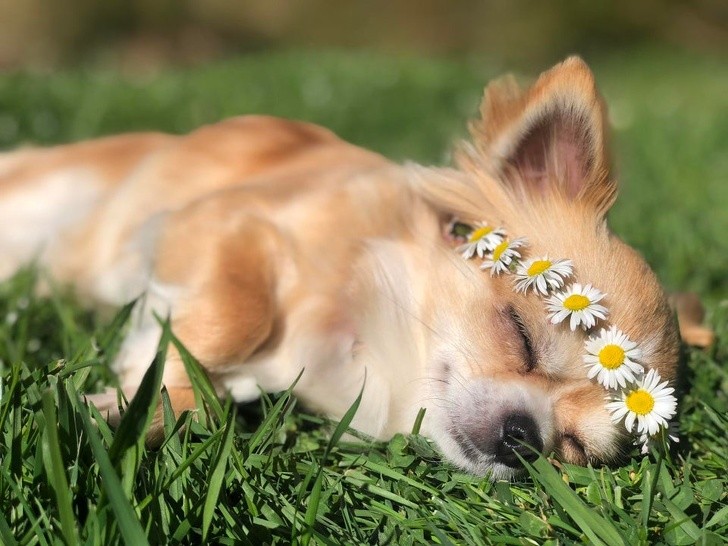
[625, 389, 655, 415]
[563, 294, 590, 311]
[492, 240, 509, 261]
[598, 344, 625, 369]
[468, 226, 493, 243]
[527, 260, 552, 277]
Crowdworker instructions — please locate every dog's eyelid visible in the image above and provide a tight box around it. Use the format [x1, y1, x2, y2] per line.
[562, 431, 589, 459]
[507, 306, 537, 372]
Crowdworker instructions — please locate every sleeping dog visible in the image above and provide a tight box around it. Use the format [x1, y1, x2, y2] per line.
[0, 57, 699, 478]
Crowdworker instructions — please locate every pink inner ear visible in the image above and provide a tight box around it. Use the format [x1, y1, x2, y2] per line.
[558, 133, 591, 198]
[507, 112, 594, 199]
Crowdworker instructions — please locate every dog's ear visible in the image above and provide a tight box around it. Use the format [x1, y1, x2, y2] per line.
[470, 56, 615, 216]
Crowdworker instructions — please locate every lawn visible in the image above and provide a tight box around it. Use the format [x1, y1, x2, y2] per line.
[1, 49, 727, 545]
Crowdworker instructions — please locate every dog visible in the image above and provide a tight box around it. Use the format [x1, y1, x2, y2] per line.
[1, 57, 701, 479]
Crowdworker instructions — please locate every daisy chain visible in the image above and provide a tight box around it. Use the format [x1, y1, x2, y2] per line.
[455, 218, 678, 450]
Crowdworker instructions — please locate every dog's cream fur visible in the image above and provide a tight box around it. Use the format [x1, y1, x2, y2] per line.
[0, 58, 684, 478]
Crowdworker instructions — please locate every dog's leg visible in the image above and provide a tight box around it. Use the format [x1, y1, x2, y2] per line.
[106, 204, 281, 441]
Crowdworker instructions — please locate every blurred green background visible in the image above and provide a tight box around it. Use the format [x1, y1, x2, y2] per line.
[0, 2, 726, 301]
[1, 0, 726, 70]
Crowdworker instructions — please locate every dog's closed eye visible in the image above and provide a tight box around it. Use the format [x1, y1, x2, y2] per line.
[507, 306, 537, 373]
[561, 432, 589, 464]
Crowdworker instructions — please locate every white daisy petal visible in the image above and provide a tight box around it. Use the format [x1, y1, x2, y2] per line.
[625, 412, 636, 433]
[550, 309, 570, 325]
[569, 312, 580, 331]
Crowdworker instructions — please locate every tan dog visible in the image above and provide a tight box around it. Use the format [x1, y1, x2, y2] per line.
[0, 58, 688, 478]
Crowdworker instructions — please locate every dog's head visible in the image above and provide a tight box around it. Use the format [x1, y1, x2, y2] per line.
[410, 57, 680, 478]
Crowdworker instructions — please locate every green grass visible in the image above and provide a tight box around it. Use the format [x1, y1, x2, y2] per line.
[1, 49, 727, 544]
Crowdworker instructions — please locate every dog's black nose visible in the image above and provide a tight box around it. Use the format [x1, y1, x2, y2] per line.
[494, 414, 543, 468]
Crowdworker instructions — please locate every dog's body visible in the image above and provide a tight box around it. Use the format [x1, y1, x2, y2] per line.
[0, 58, 683, 478]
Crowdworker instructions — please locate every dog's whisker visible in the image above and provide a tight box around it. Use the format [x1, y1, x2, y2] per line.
[368, 281, 482, 368]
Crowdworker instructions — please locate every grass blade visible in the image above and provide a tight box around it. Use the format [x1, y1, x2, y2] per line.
[96, 299, 137, 352]
[299, 384, 363, 546]
[164, 321, 224, 422]
[107, 339, 166, 465]
[410, 407, 426, 435]
[202, 403, 236, 542]
[0, 510, 18, 546]
[40, 390, 79, 546]
[641, 458, 661, 530]
[246, 373, 301, 454]
[525, 456, 627, 546]
[77, 400, 150, 546]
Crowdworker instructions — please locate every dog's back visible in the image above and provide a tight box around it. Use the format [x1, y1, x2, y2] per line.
[0, 115, 391, 299]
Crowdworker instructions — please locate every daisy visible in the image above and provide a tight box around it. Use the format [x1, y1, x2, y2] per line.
[480, 237, 527, 276]
[583, 326, 644, 389]
[605, 368, 677, 436]
[545, 283, 608, 331]
[514, 256, 573, 296]
[457, 222, 505, 259]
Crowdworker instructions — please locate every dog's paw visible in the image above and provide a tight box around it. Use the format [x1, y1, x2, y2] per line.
[83, 388, 127, 427]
